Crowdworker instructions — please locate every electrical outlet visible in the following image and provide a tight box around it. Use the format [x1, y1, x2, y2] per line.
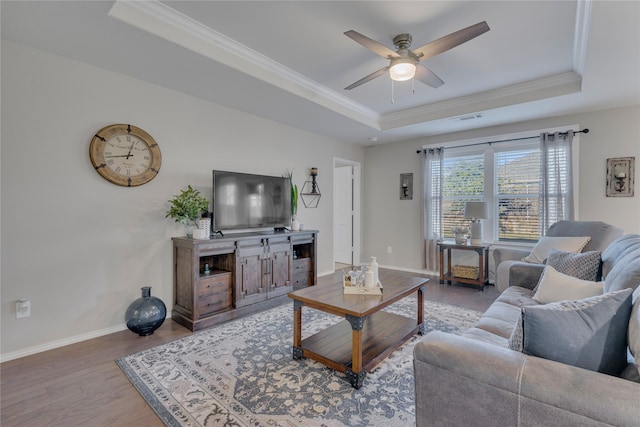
[387, 246, 392, 254]
[16, 299, 31, 319]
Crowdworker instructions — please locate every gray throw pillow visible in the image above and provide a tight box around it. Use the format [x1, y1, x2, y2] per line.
[508, 288, 633, 375]
[546, 249, 602, 281]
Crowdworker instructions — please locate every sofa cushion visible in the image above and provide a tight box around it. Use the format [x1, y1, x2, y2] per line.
[473, 301, 524, 340]
[545, 220, 623, 253]
[461, 286, 538, 346]
[546, 249, 601, 281]
[461, 326, 510, 347]
[522, 236, 591, 264]
[532, 266, 603, 304]
[620, 363, 640, 382]
[629, 287, 640, 377]
[603, 252, 640, 293]
[509, 288, 633, 376]
[601, 234, 640, 279]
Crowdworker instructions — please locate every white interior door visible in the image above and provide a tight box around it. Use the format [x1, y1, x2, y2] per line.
[334, 165, 353, 265]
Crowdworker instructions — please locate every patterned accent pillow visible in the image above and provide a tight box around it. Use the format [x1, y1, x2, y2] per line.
[547, 249, 601, 281]
[521, 236, 591, 264]
[508, 288, 633, 375]
[508, 316, 524, 352]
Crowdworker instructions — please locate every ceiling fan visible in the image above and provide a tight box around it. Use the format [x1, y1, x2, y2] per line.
[344, 21, 490, 90]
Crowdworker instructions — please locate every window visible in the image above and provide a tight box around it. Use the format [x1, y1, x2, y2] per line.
[495, 147, 541, 241]
[441, 153, 484, 238]
[429, 132, 575, 243]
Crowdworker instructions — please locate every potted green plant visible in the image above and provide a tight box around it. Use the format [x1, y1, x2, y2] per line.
[166, 185, 209, 237]
[283, 169, 299, 230]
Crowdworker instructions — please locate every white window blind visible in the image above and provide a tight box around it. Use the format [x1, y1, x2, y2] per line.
[427, 129, 576, 243]
[495, 148, 541, 241]
[441, 154, 484, 238]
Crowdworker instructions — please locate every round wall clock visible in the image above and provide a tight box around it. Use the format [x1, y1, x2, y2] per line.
[89, 124, 162, 187]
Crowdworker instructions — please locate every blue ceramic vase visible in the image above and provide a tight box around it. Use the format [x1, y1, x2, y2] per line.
[125, 286, 166, 336]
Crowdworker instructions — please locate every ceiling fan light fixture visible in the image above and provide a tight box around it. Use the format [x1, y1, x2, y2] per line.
[389, 58, 416, 81]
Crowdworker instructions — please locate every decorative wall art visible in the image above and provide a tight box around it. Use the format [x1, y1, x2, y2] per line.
[606, 157, 635, 197]
[400, 173, 413, 200]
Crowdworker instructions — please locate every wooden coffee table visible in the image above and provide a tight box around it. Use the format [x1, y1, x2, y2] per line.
[288, 271, 427, 389]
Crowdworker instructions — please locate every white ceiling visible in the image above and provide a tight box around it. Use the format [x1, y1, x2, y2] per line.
[2, 1, 639, 145]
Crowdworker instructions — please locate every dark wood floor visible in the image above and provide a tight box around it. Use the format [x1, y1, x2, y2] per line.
[1, 269, 498, 427]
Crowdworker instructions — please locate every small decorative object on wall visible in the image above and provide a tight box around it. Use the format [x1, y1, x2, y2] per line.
[606, 157, 635, 197]
[125, 286, 167, 336]
[166, 185, 210, 237]
[89, 124, 162, 187]
[301, 167, 321, 208]
[400, 173, 413, 200]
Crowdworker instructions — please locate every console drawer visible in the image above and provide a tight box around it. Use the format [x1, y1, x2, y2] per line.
[293, 258, 311, 274]
[197, 290, 233, 316]
[198, 271, 232, 297]
[293, 271, 312, 287]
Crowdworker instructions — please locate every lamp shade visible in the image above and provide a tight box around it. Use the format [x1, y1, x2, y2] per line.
[464, 201, 488, 219]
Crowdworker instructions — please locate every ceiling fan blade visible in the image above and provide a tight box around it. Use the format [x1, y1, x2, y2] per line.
[344, 66, 390, 90]
[412, 21, 490, 62]
[344, 30, 400, 59]
[415, 64, 444, 88]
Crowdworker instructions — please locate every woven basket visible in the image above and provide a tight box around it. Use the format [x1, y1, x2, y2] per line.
[452, 264, 479, 280]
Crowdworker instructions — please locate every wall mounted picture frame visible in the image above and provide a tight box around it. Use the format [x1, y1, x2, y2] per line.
[400, 173, 413, 200]
[606, 157, 635, 197]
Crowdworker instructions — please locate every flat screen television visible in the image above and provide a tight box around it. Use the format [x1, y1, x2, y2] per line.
[212, 170, 291, 231]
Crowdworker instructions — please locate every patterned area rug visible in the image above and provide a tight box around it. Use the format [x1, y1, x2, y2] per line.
[116, 297, 481, 426]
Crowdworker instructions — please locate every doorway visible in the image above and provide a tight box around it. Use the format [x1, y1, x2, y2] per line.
[334, 158, 361, 270]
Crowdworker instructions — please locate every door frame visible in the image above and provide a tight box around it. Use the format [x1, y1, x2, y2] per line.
[333, 157, 361, 268]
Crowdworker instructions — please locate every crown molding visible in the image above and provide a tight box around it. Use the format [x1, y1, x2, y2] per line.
[379, 71, 582, 130]
[109, 1, 587, 135]
[108, 0, 380, 129]
[573, 0, 592, 75]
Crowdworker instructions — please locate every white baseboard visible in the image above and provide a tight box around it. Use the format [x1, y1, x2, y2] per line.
[379, 264, 437, 276]
[1, 266, 437, 363]
[0, 324, 131, 363]
[0, 323, 134, 363]
[318, 269, 337, 277]
[327, 265, 437, 277]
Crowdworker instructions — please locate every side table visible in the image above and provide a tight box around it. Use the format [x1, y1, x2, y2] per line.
[438, 241, 491, 291]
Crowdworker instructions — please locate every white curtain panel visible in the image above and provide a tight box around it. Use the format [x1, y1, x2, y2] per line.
[540, 131, 574, 233]
[422, 147, 444, 271]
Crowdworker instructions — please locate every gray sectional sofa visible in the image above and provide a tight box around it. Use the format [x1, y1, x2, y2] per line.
[414, 233, 640, 427]
[493, 220, 623, 292]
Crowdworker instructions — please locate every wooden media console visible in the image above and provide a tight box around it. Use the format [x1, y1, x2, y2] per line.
[172, 230, 317, 331]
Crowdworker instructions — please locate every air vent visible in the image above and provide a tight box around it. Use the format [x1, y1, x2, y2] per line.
[451, 114, 483, 122]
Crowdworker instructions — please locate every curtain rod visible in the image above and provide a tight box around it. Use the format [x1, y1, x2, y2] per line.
[416, 128, 589, 153]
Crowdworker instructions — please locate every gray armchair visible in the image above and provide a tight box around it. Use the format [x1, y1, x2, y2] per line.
[493, 220, 623, 292]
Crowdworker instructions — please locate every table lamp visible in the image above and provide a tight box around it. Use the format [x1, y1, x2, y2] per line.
[464, 201, 488, 245]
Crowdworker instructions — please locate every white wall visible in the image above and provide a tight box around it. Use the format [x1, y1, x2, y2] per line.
[363, 105, 640, 272]
[0, 41, 364, 359]
[3, 38, 638, 360]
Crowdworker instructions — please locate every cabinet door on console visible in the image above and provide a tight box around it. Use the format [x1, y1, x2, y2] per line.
[267, 240, 292, 297]
[236, 240, 267, 307]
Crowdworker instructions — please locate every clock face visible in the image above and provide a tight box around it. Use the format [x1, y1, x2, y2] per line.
[104, 133, 151, 177]
[89, 124, 161, 187]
